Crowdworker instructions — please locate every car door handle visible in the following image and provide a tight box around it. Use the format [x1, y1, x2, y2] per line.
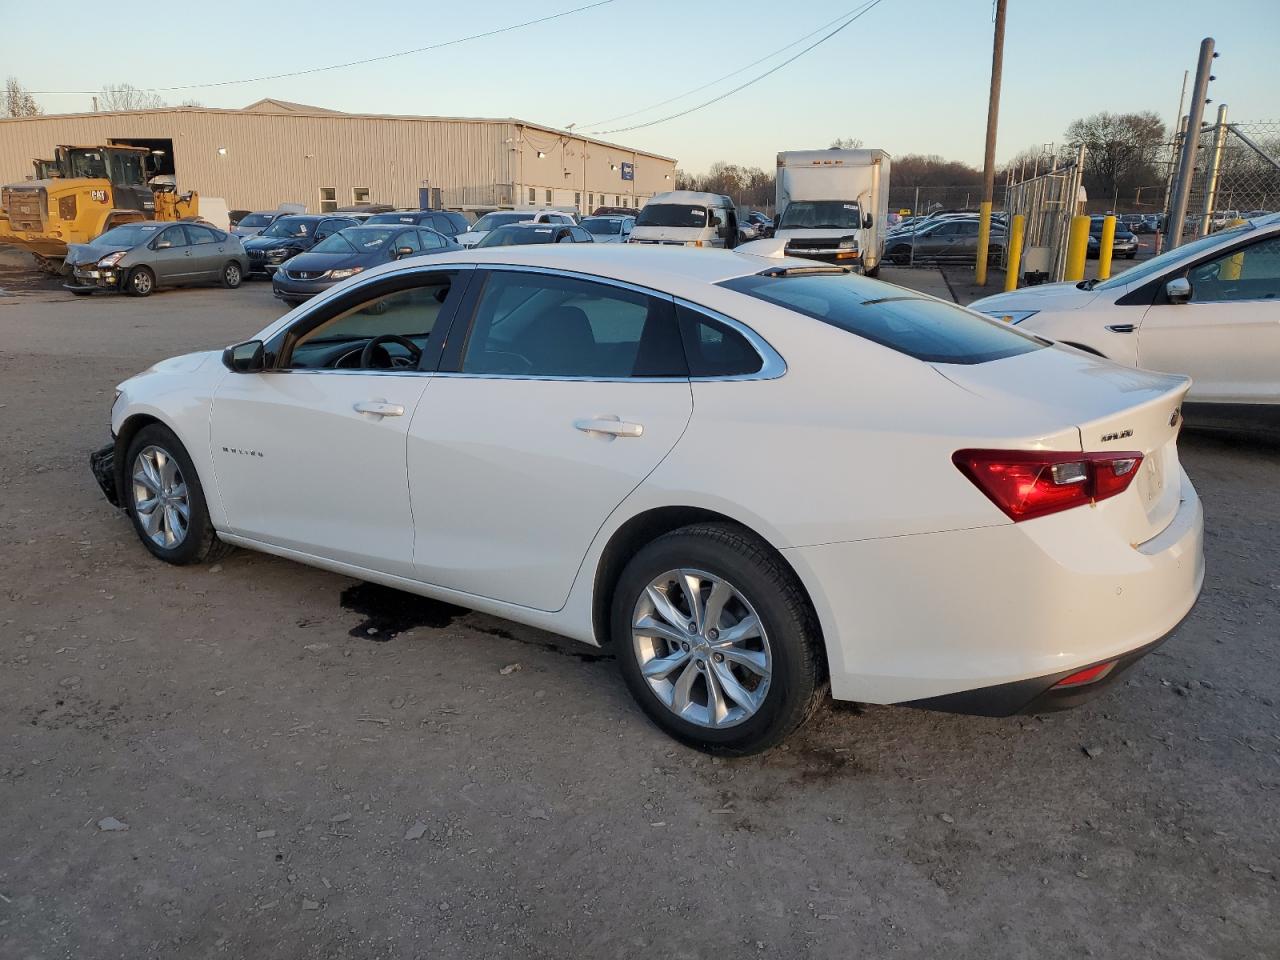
[574, 417, 644, 438]
[1105, 324, 1136, 334]
[354, 400, 405, 418]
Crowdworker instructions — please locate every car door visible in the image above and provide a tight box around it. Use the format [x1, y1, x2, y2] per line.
[182, 224, 226, 280]
[149, 225, 193, 283]
[209, 267, 473, 576]
[913, 222, 949, 259]
[407, 267, 694, 611]
[1137, 234, 1280, 403]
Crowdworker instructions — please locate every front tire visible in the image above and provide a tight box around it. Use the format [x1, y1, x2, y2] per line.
[221, 261, 243, 288]
[123, 424, 232, 565]
[125, 266, 155, 297]
[612, 522, 826, 755]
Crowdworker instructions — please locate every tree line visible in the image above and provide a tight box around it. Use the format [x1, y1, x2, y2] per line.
[4, 76, 198, 118]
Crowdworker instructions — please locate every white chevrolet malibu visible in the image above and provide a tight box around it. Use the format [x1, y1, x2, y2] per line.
[971, 213, 1280, 435]
[92, 245, 1204, 754]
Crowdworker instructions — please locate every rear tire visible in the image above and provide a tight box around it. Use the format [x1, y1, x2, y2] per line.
[125, 266, 154, 297]
[221, 261, 243, 288]
[612, 522, 826, 755]
[123, 424, 233, 566]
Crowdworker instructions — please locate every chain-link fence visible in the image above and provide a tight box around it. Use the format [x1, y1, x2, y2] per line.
[1170, 118, 1280, 245]
[887, 185, 1003, 216]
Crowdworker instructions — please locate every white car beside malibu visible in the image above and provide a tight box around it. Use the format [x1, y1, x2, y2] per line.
[92, 245, 1204, 754]
[973, 212, 1280, 435]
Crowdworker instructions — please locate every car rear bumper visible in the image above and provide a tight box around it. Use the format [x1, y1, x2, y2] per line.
[785, 469, 1204, 709]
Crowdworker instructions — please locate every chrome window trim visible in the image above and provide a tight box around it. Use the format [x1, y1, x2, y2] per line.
[673, 297, 787, 382]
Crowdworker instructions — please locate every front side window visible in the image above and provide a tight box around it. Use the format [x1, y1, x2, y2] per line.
[316, 218, 355, 240]
[280, 273, 459, 370]
[460, 271, 685, 378]
[1094, 223, 1255, 291]
[720, 272, 1043, 365]
[418, 228, 447, 250]
[1186, 235, 1280, 303]
[111, 152, 145, 186]
[156, 226, 189, 248]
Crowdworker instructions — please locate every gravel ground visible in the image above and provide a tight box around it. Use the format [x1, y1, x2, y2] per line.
[1, 249, 1277, 959]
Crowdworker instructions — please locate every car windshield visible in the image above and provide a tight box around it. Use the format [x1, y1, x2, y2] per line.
[92, 223, 163, 247]
[476, 226, 558, 247]
[311, 228, 399, 253]
[260, 218, 314, 238]
[238, 213, 274, 228]
[471, 212, 532, 233]
[721, 272, 1044, 365]
[581, 218, 623, 236]
[1093, 224, 1254, 290]
[636, 204, 708, 228]
[777, 200, 862, 230]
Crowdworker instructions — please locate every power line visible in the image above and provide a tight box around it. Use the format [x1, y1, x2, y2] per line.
[580, 5, 869, 129]
[29, 0, 617, 96]
[588, 0, 886, 136]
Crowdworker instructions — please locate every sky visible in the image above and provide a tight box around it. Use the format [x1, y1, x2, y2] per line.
[6, 0, 1279, 173]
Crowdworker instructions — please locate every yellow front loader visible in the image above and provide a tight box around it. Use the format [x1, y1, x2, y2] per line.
[0, 144, 198, 272]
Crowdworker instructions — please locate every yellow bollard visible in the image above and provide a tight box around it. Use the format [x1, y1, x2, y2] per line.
[1096, 215, 1116, 281]
[1003, 214, 1025, 291]
[1064, 214, 1090, 282]
[975, 201, 993, 285]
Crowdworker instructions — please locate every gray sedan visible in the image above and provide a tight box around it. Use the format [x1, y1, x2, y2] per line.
[884, 218, 1007, 265]
[66, 222, 250, 297]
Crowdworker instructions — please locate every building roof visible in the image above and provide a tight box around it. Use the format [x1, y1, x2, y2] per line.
[0, 103, 676, 163]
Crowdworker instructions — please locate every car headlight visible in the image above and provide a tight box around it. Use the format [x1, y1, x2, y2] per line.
[267, 248, 290, 261]
[328, 267, 363, 279]
[980, 308, 1039, 325]
[97, 251, 126, 268]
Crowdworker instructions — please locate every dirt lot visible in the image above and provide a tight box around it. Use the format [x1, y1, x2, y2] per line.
[1, 249, 1277, 959]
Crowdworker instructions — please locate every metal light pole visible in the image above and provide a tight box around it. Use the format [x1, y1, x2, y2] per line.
[975, 0, 1007, 285]
[1167, 37, 1216, 249]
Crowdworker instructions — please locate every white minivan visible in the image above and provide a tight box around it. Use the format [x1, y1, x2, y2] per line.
[629, 191, 741, 249]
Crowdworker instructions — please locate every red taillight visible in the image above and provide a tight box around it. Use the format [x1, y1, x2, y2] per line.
[953, 449, 1143, 522]
[1052, 660, 1116, 688]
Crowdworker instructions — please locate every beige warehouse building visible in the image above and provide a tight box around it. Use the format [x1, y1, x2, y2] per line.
[0, 99, 677, 215]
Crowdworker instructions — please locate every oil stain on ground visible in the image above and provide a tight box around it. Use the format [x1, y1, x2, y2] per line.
[340, 582, 468, 640]
[339, 582, 613, 661]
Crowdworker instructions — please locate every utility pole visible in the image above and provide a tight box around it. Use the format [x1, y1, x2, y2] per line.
[1166, 37, 1216, 250]
[975, 0, 1007, 285]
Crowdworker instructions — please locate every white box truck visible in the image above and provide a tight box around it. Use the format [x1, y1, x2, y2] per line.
[774, 149, 891, 276]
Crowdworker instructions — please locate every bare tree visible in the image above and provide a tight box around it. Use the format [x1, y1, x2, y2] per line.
[4, 76, 42, 117]
[98, 83, 165, 111]
[1065, 111, 1166, 203]
[829, 137, 864, 150]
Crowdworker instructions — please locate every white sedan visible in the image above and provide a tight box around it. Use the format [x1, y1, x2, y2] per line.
[92, 245, 1204, 754]
[972, 213, 1280, 435]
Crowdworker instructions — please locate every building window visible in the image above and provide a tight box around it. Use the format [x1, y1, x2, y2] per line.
[319, 187, 337, 213]
[352, 187, 371, 206]
[575, 192, 581, 207]
[545, 189, 552, 204]
[528, 187, 536, 203]
[588, 193, 594, 207]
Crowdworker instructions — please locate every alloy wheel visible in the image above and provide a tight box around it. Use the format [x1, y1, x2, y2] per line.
[132, 270, 152, 295]
[632, 568, 772, 728]
[131, 445, 190, 548]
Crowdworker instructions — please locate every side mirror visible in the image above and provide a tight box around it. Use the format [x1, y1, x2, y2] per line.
[222, 340, 265, 373]
[396, 246, 414, 258]
[154, 239, 172, 250]
[863, 213, 874, 229]
[1165, 277, 1192, 304]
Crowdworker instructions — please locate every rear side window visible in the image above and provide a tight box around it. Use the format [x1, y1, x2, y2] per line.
[461, 271, 685, 378]
[720, 273, 1043, 365]
[676, 305, 763, 377]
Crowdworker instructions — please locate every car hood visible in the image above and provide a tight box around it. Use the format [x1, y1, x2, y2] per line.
[244, 235, 303, 251]
[280, 250, 373, 273]
[66, 243, 127, 266]
[970, 281, 1102, 313]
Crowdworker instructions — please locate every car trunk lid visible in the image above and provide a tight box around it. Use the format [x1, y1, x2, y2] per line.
[934, 344, 1190, 542]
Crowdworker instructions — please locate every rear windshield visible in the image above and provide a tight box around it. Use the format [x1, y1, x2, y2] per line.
[581, 217, 623, 235]
[636, 204, 707, 228]
[777, 200, 861, 230]
[238, 213, 274, 227]
[366, 213, 421, 225]
[312, 227, 398, 253]
[720, 273, 1044, 365]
